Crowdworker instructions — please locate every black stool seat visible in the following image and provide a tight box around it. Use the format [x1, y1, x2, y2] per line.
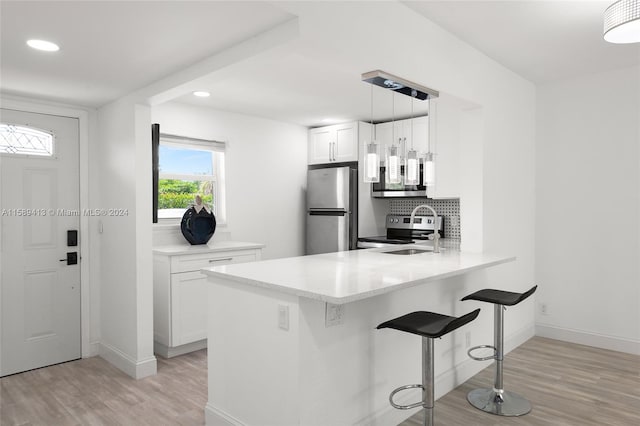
[377, 309, 480, 338]
[461, 285, 537, 306]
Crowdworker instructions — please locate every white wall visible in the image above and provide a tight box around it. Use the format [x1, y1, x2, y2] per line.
[151, 102, 308, 260]
[305, 0, 538, 348]
[203, 4, 536, 423]
[535, 66, 640, 354]
[96, 99, 156, 377]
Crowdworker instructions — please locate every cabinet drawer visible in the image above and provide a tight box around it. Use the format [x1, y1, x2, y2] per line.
[170, 250, 257, 273]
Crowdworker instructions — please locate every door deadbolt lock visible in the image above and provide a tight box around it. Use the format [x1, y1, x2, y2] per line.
[59, 252, 78, 265]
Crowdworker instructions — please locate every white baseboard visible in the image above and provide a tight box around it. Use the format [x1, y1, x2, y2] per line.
[99, 342, 158, 379]
[205, 403, 246, 426]
[359, 324, 536, 426]
[154, 339, 207, 359]
[536, 324, 640, 355]
[88, 341, 101, 357]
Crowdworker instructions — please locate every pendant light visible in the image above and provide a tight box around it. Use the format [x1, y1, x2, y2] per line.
[363, 84, 380, 183]
[361, 71, 440, 185]
[405, 90, 419, 185]
[386, 91, 401, 184]
[604, 0, 640, 44]
[423, 97, 437, 187]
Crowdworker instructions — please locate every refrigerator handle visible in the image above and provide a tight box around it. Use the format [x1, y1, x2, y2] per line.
[309, 210, 347, 216]
[349, 167, 358, 250]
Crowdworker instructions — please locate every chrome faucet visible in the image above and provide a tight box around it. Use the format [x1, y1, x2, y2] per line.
[410, 204, 441, 253]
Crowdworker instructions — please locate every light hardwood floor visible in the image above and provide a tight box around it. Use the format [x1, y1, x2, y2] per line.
[399, 337, 640, 426]
[1, 337, 638, 425]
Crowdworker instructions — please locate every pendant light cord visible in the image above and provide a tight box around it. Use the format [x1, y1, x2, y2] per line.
[391, 91, 395, 143]
[427, 98, 431, 153]
[411, 93, 414, 150]
[371, 84, 375, 140]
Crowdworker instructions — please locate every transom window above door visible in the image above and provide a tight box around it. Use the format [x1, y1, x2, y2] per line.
[0, 123, 54, 156]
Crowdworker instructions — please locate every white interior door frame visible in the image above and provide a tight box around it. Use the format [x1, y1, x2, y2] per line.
[0, 95, 94, 358]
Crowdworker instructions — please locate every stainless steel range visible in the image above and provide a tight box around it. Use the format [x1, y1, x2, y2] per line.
[357, 214, 444, 249]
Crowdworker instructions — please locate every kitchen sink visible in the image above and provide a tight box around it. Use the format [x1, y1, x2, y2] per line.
[382, 248, 433, 255]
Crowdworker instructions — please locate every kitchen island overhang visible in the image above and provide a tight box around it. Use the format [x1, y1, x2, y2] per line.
[202, 246, 516, 304]
[202, 247, 521, 426]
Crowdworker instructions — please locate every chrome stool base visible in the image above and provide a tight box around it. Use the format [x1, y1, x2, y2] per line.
[467, 388, 531, 417]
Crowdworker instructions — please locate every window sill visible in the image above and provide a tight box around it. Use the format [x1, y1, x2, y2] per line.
[153, 219, 227, 228]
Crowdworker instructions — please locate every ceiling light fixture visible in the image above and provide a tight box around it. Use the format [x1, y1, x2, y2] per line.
[363, 84, 380, 183]
[386, 92, 401, 185]
[405, 91, 419, 186]
[193, 91, 211, 97]
[604, 0, 640, 43]
[424, 98, 436, 187]
[362, 70, 439, 101]
[361, 70, 439, 186]
[26, 39, 59, 52]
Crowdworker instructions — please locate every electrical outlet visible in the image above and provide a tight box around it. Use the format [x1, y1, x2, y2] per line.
[465, 331, 471, 348]
[540, 303, 548, 315]
[278, 304, 289, 330]
[325, 303, 345, 327]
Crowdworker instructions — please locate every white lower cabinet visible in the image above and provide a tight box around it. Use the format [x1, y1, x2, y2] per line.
[153, 244, 263, 358]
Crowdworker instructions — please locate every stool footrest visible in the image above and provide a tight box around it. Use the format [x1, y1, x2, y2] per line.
[389, 384, 425, 410]
[467, 344, 497, 361]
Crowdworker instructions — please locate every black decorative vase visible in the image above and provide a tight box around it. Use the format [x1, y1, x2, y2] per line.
[180, 206, 216, 245]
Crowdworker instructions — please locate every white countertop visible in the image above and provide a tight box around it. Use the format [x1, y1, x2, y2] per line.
[153, 241, 265, 256]
[202, 245, 515, 304]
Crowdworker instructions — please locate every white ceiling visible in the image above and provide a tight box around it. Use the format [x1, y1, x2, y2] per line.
[404, 0, 640, 84]
[0, 1, 294, 106]
[2, 1, 639, 128]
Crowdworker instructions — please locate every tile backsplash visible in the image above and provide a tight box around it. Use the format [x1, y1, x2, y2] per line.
[389, 199, 461, 241]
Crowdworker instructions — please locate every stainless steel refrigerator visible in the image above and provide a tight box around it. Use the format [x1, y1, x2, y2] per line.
[306, 163, 358, 255]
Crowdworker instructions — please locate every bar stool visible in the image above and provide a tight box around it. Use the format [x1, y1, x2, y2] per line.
[376, 309, 480, 426]
[461, 285, 537, 417]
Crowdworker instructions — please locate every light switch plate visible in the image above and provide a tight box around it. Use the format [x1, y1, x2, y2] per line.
[278, 304, 289, 331]
[325, 303, 345, 327]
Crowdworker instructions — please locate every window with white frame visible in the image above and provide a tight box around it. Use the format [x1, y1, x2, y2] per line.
[0, 123, 54, 156]
[157, 135, 226, 223]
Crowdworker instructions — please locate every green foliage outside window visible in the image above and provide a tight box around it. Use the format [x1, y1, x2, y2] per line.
[158, 179, 213, 209]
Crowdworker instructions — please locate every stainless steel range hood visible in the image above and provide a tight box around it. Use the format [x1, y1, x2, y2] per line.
[361, 70, 439, 100]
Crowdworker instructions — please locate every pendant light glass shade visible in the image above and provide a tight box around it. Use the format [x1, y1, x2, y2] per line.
[405, 149, 419, 185]
[363, 83, 380, 183]
[423, 152, 435, 186]
[386, 144, 401, 184]
[604, 0, 640, 43]
[424, 97, 437, 187]
[364, 141, 380, 182]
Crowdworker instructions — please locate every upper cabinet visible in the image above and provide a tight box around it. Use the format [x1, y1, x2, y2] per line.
[428, 102, 460, 199]
[374, 115, 460, 199]
[308, 122, 359, 165]
[375, 117, 428, 158]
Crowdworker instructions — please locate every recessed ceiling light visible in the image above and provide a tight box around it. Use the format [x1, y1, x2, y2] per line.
[27, 39, 60, 52]
[193, 91, 210, 98]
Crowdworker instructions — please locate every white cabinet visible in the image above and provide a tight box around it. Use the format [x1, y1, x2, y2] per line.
[428, 101, 460, 199]
[375, 117, 428, 158]
[373, 115, 460, 199]
[153, 243, 263, 358]
[308, 122, 359, 164]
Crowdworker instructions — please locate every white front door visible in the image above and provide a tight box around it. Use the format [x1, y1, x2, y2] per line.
[0, 108, 81, 377]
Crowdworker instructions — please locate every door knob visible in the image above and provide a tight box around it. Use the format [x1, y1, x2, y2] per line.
[59, 252, 78, 265]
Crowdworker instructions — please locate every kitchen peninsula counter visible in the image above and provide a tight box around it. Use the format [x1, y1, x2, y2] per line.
[203, 246, 518, 426]
[202, 244, 513, 304]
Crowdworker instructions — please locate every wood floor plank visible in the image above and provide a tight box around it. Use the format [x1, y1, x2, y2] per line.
[1, 337, 638, 425]
[399, 336, 640, 426]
